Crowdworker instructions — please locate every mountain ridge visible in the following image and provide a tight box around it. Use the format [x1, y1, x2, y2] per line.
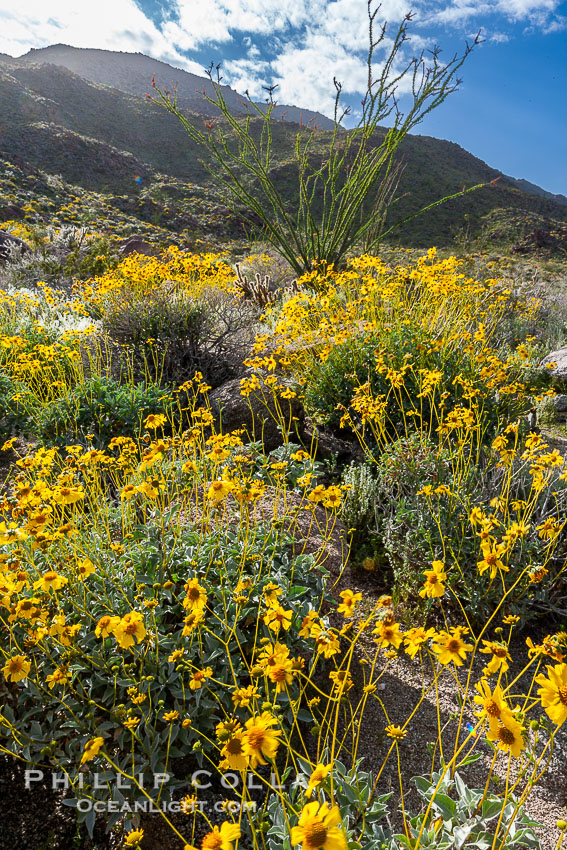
[19, 44, 336, 131]
[13, 43, 566, 202]
[1, 45, 566, 249]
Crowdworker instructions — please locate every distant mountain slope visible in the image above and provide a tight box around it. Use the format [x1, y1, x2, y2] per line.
[0, 59, 209, 189]
[20, 44, 335, 130]
[504, 176, 567, 208]
[1, 48, 566, 248]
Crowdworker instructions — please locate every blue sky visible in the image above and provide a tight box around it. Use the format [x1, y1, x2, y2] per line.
[0, 0, 566, 194]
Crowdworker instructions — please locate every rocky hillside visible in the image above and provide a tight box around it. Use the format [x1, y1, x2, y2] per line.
[1, 47, 566, 249]
[18, 45, 336, 130]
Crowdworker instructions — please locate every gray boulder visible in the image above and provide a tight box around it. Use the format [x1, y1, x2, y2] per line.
[209, 377, 304, 451]
[540, 348, 567, 382]
[302, 417, 361, 463]
[550, 394, 567, 420]
[0, 204, 25, 222]
[118, 236, 159, 257]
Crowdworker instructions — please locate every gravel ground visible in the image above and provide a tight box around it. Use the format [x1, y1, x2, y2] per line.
[327, 556, 567, 850]
[341, 635, 567, 849]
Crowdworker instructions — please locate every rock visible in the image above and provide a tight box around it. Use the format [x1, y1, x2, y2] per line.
[550, 394, 567, 420]
[512, 228, 550, 254]
[0, 205, 25, 222]
[302, 417, 361, 464]
[0, 230, 30, 262]
[118, 235, 159, 257]
[540, 348, 567, 382]
[209, 377, 304, 451]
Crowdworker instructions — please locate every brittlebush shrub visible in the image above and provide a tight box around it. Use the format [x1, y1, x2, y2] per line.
[1, 491, 325, 822]
[2, 245, 567, 850]
[252, 251, 544, 448]
[0, 410, 340, 836]
[249, 250, 564, 624]
[372, 433, 567, 623]
[2, 416, 565, 848]
[303, 320, 512, 441]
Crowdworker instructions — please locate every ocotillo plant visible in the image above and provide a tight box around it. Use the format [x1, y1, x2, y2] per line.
[152, 2, 484, 278]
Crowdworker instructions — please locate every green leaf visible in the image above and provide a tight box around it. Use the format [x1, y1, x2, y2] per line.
[433, 793, 457, 821]
[481, 798, 505, 821]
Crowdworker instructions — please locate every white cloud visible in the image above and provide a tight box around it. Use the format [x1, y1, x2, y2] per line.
[0, 0, 563, 119]
[427, 3, 491, 25]
[321, 0, 411, 49]
[166, 0, 324, 47]
[496, 0, 557, 19]
[540, 15, 567, 31]
[222, 56, 273, 97]
[421, 0, 563, 27]
[265, 28, 400, 116]
[214, 0, 418, 116]
[0, 0, 193, 67]
[160, 0, 232, 50]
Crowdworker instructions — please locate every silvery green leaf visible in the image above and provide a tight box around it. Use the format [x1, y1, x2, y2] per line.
[482, 798, 505, 820]
[453, 822, 475, 849]
[433, 792, 457, 821]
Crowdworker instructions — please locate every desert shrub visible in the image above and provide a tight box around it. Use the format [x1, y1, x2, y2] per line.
[1, 243, 566, 850]
[0, 426, 337, 833]
[371, 433, 453, 602]
[36, 376, 175, 448]
[341, 461, 380, 531]
[3, 224, 119, 288]
[1, 428, 565, 848]
[249, 251, 567, 624]
[1, 513, 325, 828]
[535, 393, 563, 428]
[0, 314, 101, 440]
[78, 247, 236, 313]
[81, 248, 258, 386]
[0, 370, 30, 440]
[102, 285, 258, 387]
[197, 285, 260, 379]
[372, 431, 567, 624]
[153, 4, 481, 276]
[255, 251, 537, 450]
[398, 768, 541, 850]
[302, 318, 517, 441]
[340, 461, 381, 565]
[265, 762, 541, 850]
[0, 279, 97, 346]
[101, 286, 208, 383]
